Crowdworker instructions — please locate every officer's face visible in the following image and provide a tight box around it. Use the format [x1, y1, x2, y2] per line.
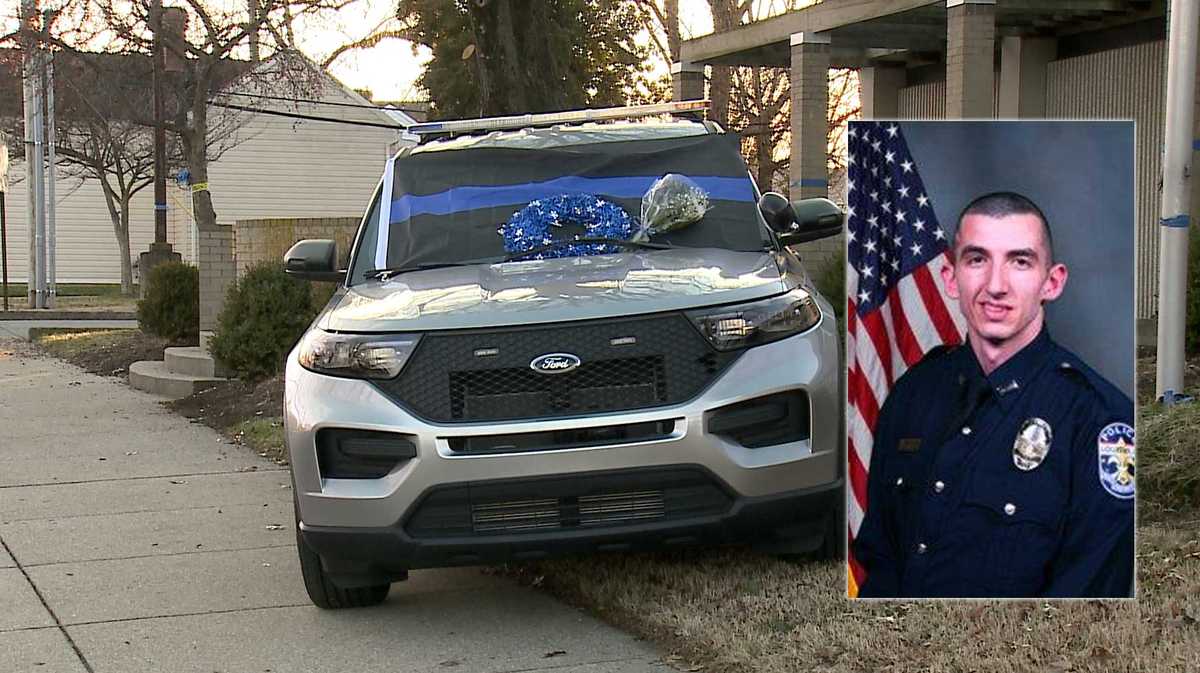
[942, 213, 1067, 350]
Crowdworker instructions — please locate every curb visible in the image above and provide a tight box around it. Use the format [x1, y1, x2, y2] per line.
[0, 311, 137, 320]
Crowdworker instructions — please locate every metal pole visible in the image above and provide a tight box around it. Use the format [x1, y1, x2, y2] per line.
[44, 10, 56, 308]
[153, 0, 167, 246]
[1156, 0, 1200, 403]
[34, 42, 46, 309]
[21, 0, 38, 308]
[1, 191, 8, 312]
[1, 139, 9, 311]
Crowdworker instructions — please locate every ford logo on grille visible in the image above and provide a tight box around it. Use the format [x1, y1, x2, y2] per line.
[530, 353, 581, 375]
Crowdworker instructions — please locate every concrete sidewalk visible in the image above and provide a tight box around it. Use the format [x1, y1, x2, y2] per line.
[0, 341, 667, 673]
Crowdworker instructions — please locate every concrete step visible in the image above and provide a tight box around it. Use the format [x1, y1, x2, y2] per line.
[164, 346, 232, 378]
[129, 360, 227, 399]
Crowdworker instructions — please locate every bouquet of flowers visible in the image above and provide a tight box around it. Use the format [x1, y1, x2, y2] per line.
[636, 173, 710, 240]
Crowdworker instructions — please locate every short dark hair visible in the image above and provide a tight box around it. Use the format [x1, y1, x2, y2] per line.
[953, 191, 1053, 264]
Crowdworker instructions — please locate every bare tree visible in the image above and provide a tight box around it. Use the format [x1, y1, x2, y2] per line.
[705, 0, 860, 195]
[39, 0, 341, 232]
[0, 6, 299, 292]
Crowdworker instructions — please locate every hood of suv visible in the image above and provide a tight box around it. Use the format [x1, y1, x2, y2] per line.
[320, 248, 792, 332]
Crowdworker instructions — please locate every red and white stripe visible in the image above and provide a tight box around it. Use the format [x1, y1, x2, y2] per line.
[847, 252, 964, 592]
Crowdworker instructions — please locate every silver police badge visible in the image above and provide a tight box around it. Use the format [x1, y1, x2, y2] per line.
[1013, 418, 1052, 471]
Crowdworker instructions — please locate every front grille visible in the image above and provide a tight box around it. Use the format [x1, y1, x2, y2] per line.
[405, 467, 732, 539]
[579, 491, 666, 526]
[376, 313, 740, 423]
[470, 491, 666, 533]
[447, 419, 676, 455]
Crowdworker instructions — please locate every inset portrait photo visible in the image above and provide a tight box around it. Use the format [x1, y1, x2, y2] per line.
[844, 121, 1135, 599]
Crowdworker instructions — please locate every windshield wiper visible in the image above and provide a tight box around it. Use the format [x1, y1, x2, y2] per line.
[364, 261, 493, 281]
[502, 237, 672, 262]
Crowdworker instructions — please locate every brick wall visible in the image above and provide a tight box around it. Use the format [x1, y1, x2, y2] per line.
[234, 217, 361, 279]
[946, 2, 995, 118]
[198, 226, 235, 336]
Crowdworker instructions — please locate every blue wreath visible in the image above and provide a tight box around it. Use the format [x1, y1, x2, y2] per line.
[498, 193, 638, 260]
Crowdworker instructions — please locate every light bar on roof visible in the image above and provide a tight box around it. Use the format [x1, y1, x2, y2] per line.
[407, 100, 710, 136]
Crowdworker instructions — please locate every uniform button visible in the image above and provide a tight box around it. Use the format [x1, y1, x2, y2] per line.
[895, 477, 904, 486]
[934, 480, 945, 493]
[916, 543, 928, 554]
[1004, 503, 1017, 516]
[961, 426, 972, 436]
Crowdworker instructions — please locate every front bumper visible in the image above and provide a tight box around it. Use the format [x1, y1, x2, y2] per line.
[284, 311, 842, 567]
[301, 473, 842, 577]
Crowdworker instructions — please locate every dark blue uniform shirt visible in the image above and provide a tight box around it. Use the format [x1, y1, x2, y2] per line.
[854, 328, 1134, 598]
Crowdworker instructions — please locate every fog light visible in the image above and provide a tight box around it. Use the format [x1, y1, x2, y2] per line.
[316, 429, 417, 479]
[706, 391, 810, 448]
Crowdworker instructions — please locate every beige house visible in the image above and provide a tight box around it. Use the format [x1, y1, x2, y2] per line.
[1, 63, 412, 285]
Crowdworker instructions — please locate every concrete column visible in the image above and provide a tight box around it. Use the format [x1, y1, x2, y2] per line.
[946, 0, 995, 118]
[789, 32, 830, 200]
[998, 36, 1056, 117]
[671, 61, 705, 102]
[198, 224, 235, 353]
[860, 64, 906, 119]
[789, 31, 840, 269]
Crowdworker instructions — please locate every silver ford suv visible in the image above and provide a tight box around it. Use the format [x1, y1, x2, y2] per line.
[283, 104, 845, 609]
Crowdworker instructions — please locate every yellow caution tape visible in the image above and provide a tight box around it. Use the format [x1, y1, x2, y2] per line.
[191, 182, 209, 193]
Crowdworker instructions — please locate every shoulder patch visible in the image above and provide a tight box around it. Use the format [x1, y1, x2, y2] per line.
[1097, 422, 1135, 500]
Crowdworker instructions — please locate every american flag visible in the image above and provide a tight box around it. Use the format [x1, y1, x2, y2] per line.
[845, 122, 965, 596]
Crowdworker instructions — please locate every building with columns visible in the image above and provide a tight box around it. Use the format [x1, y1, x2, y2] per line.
[675, 0, 1174, 343]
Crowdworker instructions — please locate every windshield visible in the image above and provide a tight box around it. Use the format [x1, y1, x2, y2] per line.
[348, 131, 771, 285]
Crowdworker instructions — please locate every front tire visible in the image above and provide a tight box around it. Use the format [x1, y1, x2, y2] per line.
[294, 499, 389, 609]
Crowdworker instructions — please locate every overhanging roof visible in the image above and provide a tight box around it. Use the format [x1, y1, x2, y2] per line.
[680, 0, 1162, 69]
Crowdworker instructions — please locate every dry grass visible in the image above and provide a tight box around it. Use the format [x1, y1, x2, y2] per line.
[51, 294, 137, 311]
[230, 417, 288, 465]
[508, 522, 1198, 673]
[34, 329, 138, 358]
[31, 328, 171, 376]
[504, 371, 1200, 673]
[1139, 402, 1200, 519]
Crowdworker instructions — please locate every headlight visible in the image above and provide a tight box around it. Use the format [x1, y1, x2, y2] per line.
[297, 330, 421, 379]
[686, 287, 822, 351]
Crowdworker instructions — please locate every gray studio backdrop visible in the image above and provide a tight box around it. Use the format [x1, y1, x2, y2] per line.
[896, 120, 1134, 399]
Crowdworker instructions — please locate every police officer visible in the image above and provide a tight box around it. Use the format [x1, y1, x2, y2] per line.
[854, 191, 1134, 598]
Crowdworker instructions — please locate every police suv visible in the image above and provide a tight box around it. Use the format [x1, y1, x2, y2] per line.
[282, 101, 845, 609]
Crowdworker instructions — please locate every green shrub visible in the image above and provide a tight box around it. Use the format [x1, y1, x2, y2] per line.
[812, 247, 846, 341]
[136, 261, 199, 343]
[812, 249, 845, 317]
[211, 263, 321, 380]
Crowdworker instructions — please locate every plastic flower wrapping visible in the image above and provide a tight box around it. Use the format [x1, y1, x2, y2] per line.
[498, 193, 638, 260]
[636, 173, 711, 239]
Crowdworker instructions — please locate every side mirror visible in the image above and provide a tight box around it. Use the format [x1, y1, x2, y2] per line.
[784, 197, 845, 245]
[758, 192, 795, 234]
[284, 239, 345, 282]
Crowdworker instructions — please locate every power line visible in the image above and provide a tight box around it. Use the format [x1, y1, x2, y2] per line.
[207, 100, 408, 129]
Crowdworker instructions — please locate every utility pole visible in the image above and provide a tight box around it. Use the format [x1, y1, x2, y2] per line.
[139, 0, 180, 296]
[1155, 0, 1200, 404]
[153, 0, 167, 247]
